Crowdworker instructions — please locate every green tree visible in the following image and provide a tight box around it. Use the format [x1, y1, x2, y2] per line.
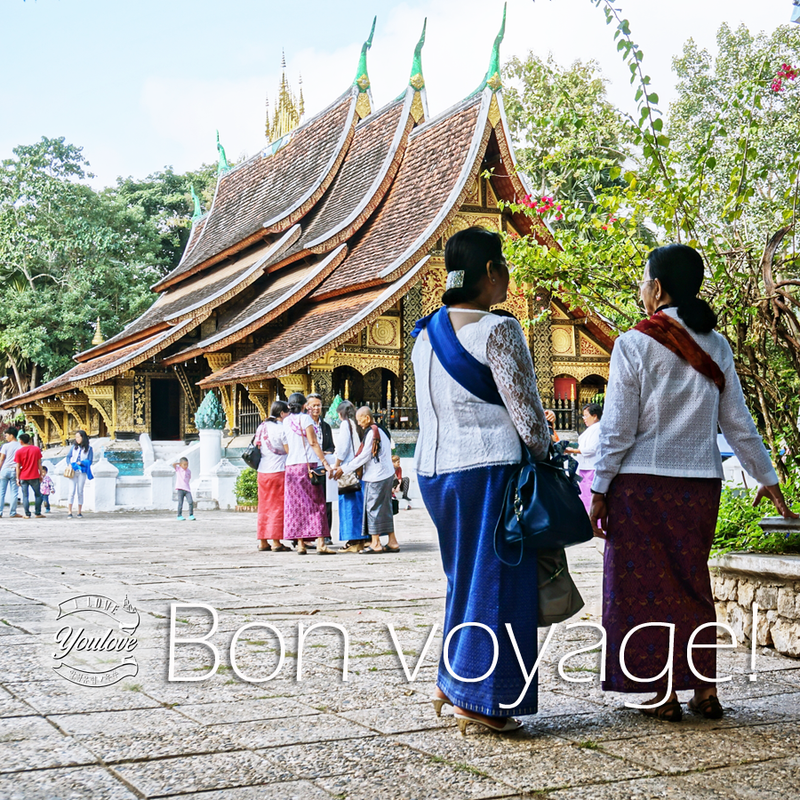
[110, 163, 217, 275]
[505, 3, 800, 477]
[0, 137, 163, 395]
[502, 53, 630, 215]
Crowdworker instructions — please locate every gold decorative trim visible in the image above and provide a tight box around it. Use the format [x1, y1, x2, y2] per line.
[83, 385, 116, 439]
[552, 362, 610, 381]
[488, 92, 501, 128]
[332, 352, 401, 376]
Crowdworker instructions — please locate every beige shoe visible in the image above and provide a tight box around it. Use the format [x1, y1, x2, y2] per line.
[338, 542, 365, 553]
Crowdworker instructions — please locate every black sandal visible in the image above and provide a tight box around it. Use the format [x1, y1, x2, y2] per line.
[688, 695, 724, 719]
[641, 697, 683, 722]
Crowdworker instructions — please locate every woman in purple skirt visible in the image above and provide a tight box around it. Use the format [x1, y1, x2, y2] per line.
[590, 244, 796, 722]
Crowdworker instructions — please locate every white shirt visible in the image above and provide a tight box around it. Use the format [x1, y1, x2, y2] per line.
[576, 422, 602, 470]
[341, 425, 394, 482]
[592, 307, 778, 493]
[255, 420, 287, 474]
[412, 310, 551, 477]
[0, 441, 20, 474]
[334, 419, 361, 464]
[283, 413, 321, 467]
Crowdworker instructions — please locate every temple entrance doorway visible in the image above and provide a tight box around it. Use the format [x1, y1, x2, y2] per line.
[151, 378, 181, 440]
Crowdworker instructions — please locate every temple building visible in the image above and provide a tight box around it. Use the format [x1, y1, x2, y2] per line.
[3, 13, 613, 455]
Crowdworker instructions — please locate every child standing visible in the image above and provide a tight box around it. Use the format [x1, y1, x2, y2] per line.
[40, 466, 54, 513]
[172, 458, 195, 521]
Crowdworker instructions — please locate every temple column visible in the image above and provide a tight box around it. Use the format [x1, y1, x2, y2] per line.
[530, 290, 554, 401]
[401, 283, 422, 409]
[84, 385, 116, 439]
[245, 385, 272, 421]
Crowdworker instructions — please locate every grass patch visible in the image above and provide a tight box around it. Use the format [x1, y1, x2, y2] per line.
[123, 683, 142, 692]
[577, 740, 601, 750]
[429, 755, 490, 778]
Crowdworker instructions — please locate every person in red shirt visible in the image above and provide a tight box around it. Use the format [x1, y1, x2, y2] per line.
[14, 433, 44, 518]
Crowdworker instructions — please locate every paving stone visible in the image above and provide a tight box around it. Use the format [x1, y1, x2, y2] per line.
[113, 751, 296, 796]
[0, 734, 99, 773]
[175, 696, 319, 725]
[50, 706, 198, 735]
[213, 712, 374, 748]
[0, 765, 139, 799]
[599, 720, 800, 774]
[2, 509, 800, 799]
[3, 679, 163, 715]
[169, 781, 333, 799]
[76, 727, 245, 764]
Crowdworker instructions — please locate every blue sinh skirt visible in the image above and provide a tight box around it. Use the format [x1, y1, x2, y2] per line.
[419, 464, 538, 717]
[338, 484, 367, 541]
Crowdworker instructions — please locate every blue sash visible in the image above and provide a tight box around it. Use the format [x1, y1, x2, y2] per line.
[411, 307, 503, 407]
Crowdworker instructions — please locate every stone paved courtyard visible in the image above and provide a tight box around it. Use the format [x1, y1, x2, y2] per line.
[1, 508, 799, 799]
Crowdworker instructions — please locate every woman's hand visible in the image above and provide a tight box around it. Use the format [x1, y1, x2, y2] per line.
[589, 493, 608, 539]
[753, 484, 799, 519]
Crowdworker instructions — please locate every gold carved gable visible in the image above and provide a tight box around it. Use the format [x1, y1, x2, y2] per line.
[366, 316, 401, 349]
[550, 303, 571, 320]
[551, 326, 576, 357]
[485, 180, 499, 209]
[579, 332, 610, 357]
[464, 179, 480, 205]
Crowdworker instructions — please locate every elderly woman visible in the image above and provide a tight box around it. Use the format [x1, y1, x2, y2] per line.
[566, 402, 603, 514]
[334, 406, 399, 554]
[254, 400, 290, 552]
[412, 226, 551, 734]
[331, 400, 368, 553]
[282, 392, 335, 556]
[590, 243, 797, 722]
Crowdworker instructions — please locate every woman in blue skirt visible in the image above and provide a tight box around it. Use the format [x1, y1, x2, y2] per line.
[332, 401, 368, 553]
[412, 226, 551, 734]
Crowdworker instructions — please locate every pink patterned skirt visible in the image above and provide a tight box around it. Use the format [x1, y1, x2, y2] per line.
[283, 464, 329, 540]
[257, 471, 285, 540]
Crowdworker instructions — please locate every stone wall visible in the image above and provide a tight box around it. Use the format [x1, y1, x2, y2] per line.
[711, 552, 800, 658]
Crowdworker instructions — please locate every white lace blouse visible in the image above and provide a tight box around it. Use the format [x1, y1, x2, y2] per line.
[412, 310, 551, 477]
[592, 307, 778, 493]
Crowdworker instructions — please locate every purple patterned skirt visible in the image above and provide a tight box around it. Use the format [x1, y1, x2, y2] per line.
[602, 473, 722, 694]
[283, 464, 329, 540]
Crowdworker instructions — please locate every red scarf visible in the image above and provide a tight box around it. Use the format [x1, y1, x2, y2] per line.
[634, 311, 726, 392]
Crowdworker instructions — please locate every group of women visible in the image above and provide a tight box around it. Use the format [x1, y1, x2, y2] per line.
[253, 393, 388, 554]
[413, 226, 797, 735]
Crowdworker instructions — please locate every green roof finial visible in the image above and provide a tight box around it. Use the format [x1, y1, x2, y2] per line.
[353, 16, 376, 93]
[190, 184, 203, 221]
[409, 18, 427, 90]
[480, 2, 506, 92]
[216, 130, 230, 173]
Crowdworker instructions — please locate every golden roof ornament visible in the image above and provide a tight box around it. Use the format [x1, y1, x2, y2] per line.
[266, 49, 304, 144]
[92, 316, 104, 346]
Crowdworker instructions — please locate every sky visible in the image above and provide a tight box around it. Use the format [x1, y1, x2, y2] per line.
[0, 0, 795, 189]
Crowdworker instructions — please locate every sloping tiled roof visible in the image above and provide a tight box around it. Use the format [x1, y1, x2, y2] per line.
[154, 91, 358, 291]
[277, 95, 411, 262]
[200, 256, 430, 387]
[3, 321, 196, 408]
[162, 244, 348, 364]
[313, 92, 489, 299]
[75, 230, 300, 361]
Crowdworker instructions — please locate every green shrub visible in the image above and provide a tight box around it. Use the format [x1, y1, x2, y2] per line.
[713, 468, 800, 556]
[234, 467, 258, 505]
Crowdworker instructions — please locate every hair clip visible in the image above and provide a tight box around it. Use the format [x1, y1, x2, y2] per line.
[446, 270, 465, 290]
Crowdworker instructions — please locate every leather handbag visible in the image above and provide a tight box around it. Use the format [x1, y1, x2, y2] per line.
[241, 436, 261, 470]
[308, 465, 327, 485]
[494, 442, 594, 568]
[63, 464, 75, 479]
[537, 547, 585, 626]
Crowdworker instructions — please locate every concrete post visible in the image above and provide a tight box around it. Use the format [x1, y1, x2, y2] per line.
[83, 457, 119, 512]
[147, 459, 175, 510]
[193, 429, 223, 509]
[212, 459, 241, 510]
[54, 458, 71, 504]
